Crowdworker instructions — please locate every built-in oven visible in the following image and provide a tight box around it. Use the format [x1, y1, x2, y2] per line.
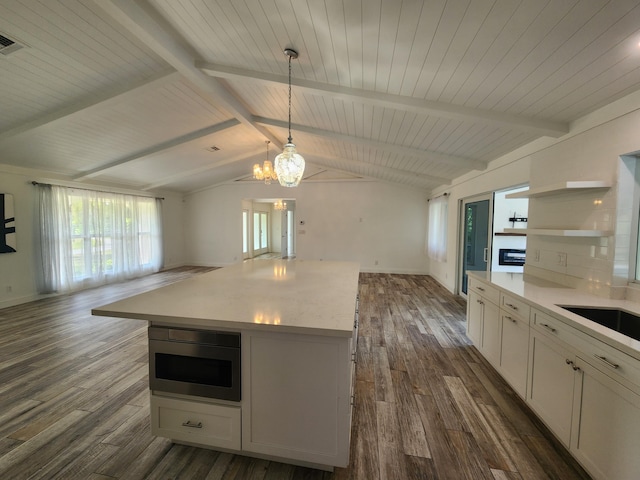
[148, 326, 241, 402]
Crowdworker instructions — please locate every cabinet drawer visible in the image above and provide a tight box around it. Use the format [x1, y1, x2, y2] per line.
[531, 309, 580, 350]
[151, 395, 241, 450]
[500, 293, 530, 322]
[576, 337, 640, 390]
[468, 277, 499, 305]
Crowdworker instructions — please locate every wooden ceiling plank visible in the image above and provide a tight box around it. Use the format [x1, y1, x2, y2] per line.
[253, 115, 484, 170]
[198, 61, 569, 137]
[0, 70, 180, 142]
[94, 0, 282, 148]
[73, 119, 241, 180]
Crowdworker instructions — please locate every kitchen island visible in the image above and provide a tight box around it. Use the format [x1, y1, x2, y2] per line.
[93, 259, 360, 471]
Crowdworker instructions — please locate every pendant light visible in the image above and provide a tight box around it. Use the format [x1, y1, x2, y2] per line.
[274, 48, 305, 187]
[253, 141, 278, 184]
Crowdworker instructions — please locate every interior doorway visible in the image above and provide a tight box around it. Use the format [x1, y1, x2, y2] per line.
[242, 199, 296, 260]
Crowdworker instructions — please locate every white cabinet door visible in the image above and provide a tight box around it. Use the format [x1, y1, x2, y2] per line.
[481, 299, 501, 366]
[527, 331, 576, 446]
[499, 312, 529, 397]
[242, 331, 352, 468]
[570, 358, 640, 480]
[467, 291, 483, 346]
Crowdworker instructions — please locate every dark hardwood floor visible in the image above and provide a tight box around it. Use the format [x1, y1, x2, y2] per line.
[0, 267, 591, 479]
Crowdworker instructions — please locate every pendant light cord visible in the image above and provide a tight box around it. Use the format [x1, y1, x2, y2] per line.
[287, 53, 293, 144]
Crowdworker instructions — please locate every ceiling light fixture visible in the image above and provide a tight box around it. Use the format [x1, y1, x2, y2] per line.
[274, 48, 305, 187]
[253, 141, 278, 184]
[273, 200, 287, 211]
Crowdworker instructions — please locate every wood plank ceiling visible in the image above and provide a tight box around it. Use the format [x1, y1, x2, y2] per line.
[1, 0, 640, 193]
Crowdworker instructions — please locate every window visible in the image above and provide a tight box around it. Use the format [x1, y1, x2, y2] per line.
[253, 211, 268, 254]
[427, 194, 448, 262]
[37, 184, 162, 293]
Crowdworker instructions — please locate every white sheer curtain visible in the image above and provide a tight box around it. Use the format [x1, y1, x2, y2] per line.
[427, 194, 448, 262]
[37, 184, 162, 293]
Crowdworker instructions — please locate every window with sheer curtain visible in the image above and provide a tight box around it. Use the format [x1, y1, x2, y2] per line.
[37, 184, 163, 293]
[427, 194, 448, 262]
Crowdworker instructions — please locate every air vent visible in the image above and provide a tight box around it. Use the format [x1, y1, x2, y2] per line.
[0, 33, 25, 56]
[206, 146, 221, 152]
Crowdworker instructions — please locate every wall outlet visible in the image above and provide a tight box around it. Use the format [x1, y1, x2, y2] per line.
[557, 252, 567, 267]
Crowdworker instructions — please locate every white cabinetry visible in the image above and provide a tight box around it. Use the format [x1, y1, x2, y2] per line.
[527, 328, 576, 446]
[499, 293, 530, 397]
[467, 278, 500, 366]
[467, 274, 640, 480]
[571, 356, 640, 480]
[242, 330, 352, 468]
[150, 395, 241, 450]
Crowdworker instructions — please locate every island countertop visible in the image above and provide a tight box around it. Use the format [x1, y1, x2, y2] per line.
[92, 259, 360, 337]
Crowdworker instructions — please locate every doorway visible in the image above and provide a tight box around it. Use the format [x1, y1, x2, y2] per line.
[242, 199, 296, 260]
[459, 194, 493, 295]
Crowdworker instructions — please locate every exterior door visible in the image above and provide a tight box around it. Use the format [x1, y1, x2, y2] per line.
[460, 195, 493, 295]
[281, 210, 289, 258]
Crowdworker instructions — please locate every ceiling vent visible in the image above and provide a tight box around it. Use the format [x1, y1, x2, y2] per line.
[0, 33, 25, 56]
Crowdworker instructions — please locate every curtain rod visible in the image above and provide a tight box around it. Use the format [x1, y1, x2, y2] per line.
[31, 181, 164, 200]
[428, 192, 449, 202]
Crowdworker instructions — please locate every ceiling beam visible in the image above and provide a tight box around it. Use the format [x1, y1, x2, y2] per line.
[73, 119, 241, 180]
[94, 0, 282, 148]
[198, 61, 569, 138]
[307, 153, 452, 186]
[142, 147, 263, 190]
[0, 70, 180, 142]
[253, 116, 485, 171]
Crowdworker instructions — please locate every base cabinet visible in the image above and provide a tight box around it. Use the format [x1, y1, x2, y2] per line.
[242, 330, 352, 468]
[150, 395, 241, 450]
[570, 357, 640, 480]
[499, 312, 529, 397]
[527, 330, 576, 446]
[467, 289, 500, 365]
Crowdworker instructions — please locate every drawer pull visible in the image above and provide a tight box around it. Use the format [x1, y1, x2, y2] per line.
[540, 323, 557, 333]
[477, 299, 484, 305]
[477, 286, 485, 292]
[182, 420, 203, 429]
[505, 303, 518, 311]
[594, 355, 619, 369]
[566, 359, 574, 366]
[505, 316, 517, 323]
[572, 364, 581, 372]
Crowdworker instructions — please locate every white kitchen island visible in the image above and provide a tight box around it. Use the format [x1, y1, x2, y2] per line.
[93, 259, 360, 471]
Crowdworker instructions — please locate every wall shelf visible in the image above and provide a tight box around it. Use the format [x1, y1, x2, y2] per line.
[503, 228, 612, 237]
[505, 181, 611, 199]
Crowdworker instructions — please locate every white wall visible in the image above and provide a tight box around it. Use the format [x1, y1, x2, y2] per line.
[429, 89, 640, 298]
[0, 166, 186, 308]
[183, 180, 430, 274]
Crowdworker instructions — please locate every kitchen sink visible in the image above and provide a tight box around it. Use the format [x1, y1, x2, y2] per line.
[559, 306, 640, 342]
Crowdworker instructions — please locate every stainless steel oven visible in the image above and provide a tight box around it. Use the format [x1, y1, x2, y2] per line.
[148, 326, 241, 402]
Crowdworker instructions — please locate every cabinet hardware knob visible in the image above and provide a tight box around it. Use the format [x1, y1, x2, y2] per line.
[572, 364, 581, 372]
[182, 420, 203, 429]
[505, 316, 516, 323]
[506, 303, 518, 310]
[594, 354, 619, 369]
[565, 359, 574, 365]
[540, 323, 557, 333]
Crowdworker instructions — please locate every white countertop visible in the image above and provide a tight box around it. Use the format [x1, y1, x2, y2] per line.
[470, 271, 640, 360]
[93, 260, 360, 337]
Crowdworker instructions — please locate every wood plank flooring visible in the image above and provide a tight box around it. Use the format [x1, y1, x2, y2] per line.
[0, 268, 591, 479]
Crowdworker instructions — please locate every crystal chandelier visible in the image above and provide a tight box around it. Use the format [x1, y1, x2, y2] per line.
[273, 200, 287, 211]
[253, 141, 278, 184]
[274, 48, 305, 187]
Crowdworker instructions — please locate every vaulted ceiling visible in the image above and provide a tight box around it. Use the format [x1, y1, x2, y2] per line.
[2, 0, 640, 193]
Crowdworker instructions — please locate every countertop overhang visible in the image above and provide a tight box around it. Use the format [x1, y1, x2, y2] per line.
[469, 271, 640, 360]
[92, 259, 360, 337]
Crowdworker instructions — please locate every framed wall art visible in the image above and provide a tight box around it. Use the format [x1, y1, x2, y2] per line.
[0, 193, 16, 253]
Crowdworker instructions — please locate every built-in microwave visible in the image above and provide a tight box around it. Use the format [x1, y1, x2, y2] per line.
[148, 326, 241, 402]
